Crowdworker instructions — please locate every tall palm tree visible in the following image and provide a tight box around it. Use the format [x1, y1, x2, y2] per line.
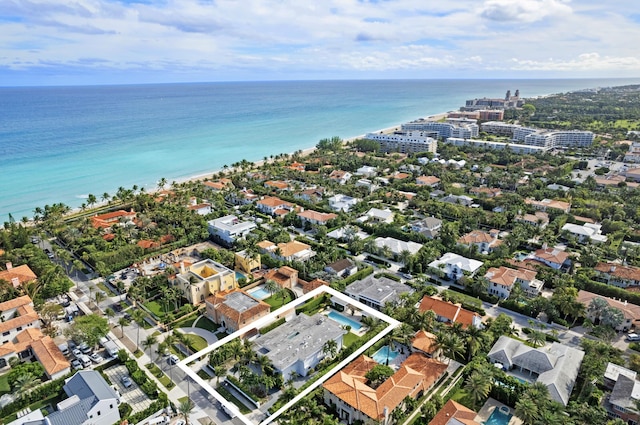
[464, 368, 493, 409]
[515, 398, 539, 425]
[131, 309, 147, 350]
[264, 279, 280, 299]
[13, 373, 41, 400]
[117, 316, 130, 337]
[323, 339, 338, 359]
[436, 332, 465, 363]
[142, 335, 157, 359]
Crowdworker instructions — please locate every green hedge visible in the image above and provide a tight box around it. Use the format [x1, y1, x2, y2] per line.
[295, 294, 329, 315]
[259, 317, 286, 334]
[226, 375, 261, 403]
[581, 278, 640, 305]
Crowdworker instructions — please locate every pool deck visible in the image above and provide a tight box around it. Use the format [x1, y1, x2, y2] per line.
[475, 398, 522, 425]
[321, 308, 368, 336]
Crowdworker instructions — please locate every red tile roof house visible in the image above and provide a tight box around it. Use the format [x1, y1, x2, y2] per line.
[429, 399, 481, 425]
[90, 210, 136, 230]
[416, 175, 441, 187]
[484, 266, 542, 299]
[0, 263, 37, 288]
[594, 262, 640, 288]
[297, 210, 338, 226]
[256, 196, 299, 216]
[532, 247, 572, 270]
[202, 178, 234, 191]
[263, 266, 299, 289]
[411, 330, 442, 360]
[457, 229, 502, 254]
[204, 289, 270, 333]
[329, 170, 353, 185]
[323, 353, 447, 424]
[264, 180, 290, 191]
[258, 240, 315, 262]
[577, 290, 640, 332]
[525, 198, 571, 214]
[418, 296, 482, 329]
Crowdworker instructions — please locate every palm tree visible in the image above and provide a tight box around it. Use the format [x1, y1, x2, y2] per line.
[527, 329, 546, 348]
[13, 373, 41, 400]
[178, 399, 194, 425]
[117, 316, 130, 337]
[131, 309, 147, 350]
[515, 397, 539, 425]
[436, 332, 465, 363]
[323, 339, 338, 359]
[264, 279, 280, 299]
[465, 326, 487, 361]
[142, 335, 157, 359]
[464, 368, 493, 409]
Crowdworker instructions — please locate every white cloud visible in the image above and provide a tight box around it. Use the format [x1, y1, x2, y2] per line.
[479, 0, 572, 23]
[1, 0, 640, 82]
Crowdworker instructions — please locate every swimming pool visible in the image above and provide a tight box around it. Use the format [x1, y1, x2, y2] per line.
[484, 407, 512, 425]
[327, 311, 362, 331]
[372, 346, 398, 364]
[247, 286, 271, 300]
[235, 271, 246, 281]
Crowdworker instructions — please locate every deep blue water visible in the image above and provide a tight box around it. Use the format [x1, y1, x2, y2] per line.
[2, 78, 639, 222]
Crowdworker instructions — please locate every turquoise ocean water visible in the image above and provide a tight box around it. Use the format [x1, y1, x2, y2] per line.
[1, 78, 639, 222]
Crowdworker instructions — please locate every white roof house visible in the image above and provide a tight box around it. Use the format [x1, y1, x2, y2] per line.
[561, 223, 607, 243]
[327, 226, 369, 241]
[358, 208, 394, 224]
[374, 237, 423, 257]
[208, 215, 257, 245]
[488, 336, 584, 406]
[328, 194, 360, 212]
[355, 165, 377, 177]
[428, 252, 483, 281]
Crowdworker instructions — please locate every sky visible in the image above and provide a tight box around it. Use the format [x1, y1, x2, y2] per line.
[1, 0, 640, 86]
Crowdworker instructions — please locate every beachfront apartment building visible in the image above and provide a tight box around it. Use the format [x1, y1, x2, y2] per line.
[480, 121, 519, 136]
[444, 137, 549, 154]
[172, 259, 237, 305]
[207, 215, 257, 245]
[253, 313, 346, 380]
[363, 131, 437, 154]
[401, 118, 479, 140]
[479, 122, 595, 148]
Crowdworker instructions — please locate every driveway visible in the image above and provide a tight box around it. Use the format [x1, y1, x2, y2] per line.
[177, 327, 218, 345]
[103, 364, 154, 413]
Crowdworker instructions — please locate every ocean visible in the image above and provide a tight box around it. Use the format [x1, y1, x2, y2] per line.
[1, 78, 639, 223]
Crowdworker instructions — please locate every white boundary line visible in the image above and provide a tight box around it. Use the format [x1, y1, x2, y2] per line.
[176, 285, 400, 425]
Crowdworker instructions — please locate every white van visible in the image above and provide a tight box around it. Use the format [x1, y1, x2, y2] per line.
[147, 416, 169, 425]
[58, 343, 69, 356]
[79, 354, 92, 368]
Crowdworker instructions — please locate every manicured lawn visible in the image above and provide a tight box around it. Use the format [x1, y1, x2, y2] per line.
[217, 385, 251, 414]
[96, 281, 116, 296]
[0, 372, 10, 394]
[195, 316, 219, 333]
[146, 363, 175, 389]
[442, 289, 482, 308]
[186, 334, 208, 352]
[174, 316, 196, 328]
[343, 332, 360, 348]
[143, 301, 166, 319]
[264, 289, 294, 311]
[450, 388, 474, 408]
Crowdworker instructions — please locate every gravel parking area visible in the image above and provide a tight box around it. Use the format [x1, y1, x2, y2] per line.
[103, 364, 154, 413]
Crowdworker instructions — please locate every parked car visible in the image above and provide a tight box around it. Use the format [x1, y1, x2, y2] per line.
[79, 342, 92, 354]
[168, 354, 179, 365]
[121, 375, 133, 388]
[72, 348, 82, 358]
[44, 248, 55, 259]
[71, 359, 83, 370]
[89, 353, 103, 364]
[627, 333, 640, 341]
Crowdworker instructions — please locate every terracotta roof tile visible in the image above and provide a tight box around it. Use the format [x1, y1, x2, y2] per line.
[0, 264, 37, 286]
[429, 400, 480, 425]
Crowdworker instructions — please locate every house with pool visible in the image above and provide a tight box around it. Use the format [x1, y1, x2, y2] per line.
[323, 352, 447, 424]
[339, 275, 413, 312]
[488, 336, 584, 405]
[204, 289, 270, 333]
[252, 313, 346, 380]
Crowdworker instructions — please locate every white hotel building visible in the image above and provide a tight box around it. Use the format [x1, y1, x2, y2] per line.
[401, 119, 479, 140]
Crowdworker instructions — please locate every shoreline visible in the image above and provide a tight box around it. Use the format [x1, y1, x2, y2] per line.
[44, 115, 452, 223]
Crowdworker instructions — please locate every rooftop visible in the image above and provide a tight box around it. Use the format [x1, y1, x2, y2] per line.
[345, 275, 412, 305]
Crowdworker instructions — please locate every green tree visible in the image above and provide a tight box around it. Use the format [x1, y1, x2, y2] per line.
[178, 399, 194, 425]
[64, 314, 109, 348]
[365, 364, 394, 389]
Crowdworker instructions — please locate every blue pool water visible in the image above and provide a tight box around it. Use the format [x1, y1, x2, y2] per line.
[327, 311, 362, 331]
[235, 271, 246, 281]
[247, 286, 271, 300]
[484, 408, 512, 425]
[372, 346, 399, 364]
